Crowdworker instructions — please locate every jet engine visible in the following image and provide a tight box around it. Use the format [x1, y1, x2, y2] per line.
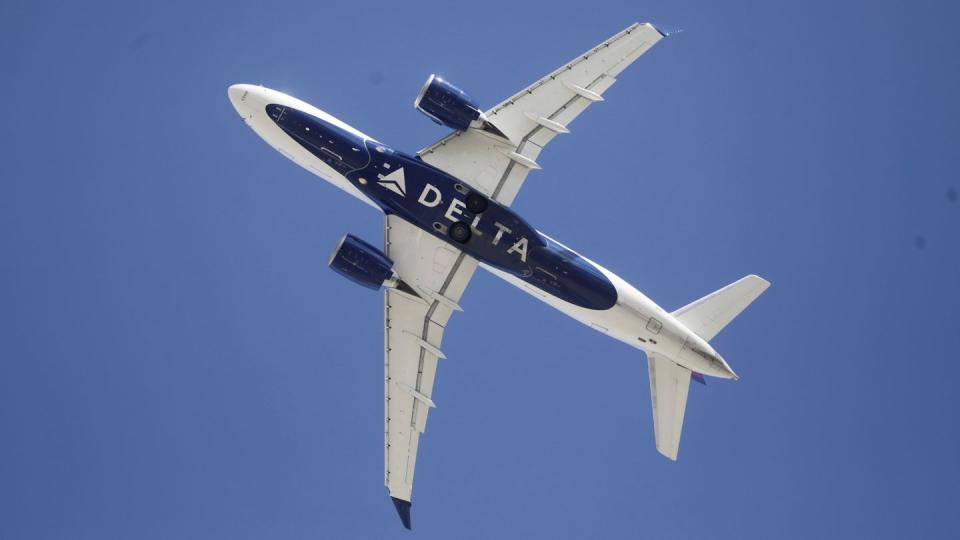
[414, 74, 482, 131]
[328, 234, 398, 290]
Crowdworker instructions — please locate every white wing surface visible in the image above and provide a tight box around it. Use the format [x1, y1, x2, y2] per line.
[382, 214, 478, 527]
[647, 353, 692, 461]
[418, 22, 668, 206]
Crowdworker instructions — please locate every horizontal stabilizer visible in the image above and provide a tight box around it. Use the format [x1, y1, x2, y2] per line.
[648, 353, 691, 460]
[672, 275, 770, 342]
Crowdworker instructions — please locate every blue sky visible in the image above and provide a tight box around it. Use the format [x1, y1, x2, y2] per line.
[2, 0, 959, 538]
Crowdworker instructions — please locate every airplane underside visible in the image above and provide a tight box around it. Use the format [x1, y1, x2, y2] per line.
[228, 21, 769, 529]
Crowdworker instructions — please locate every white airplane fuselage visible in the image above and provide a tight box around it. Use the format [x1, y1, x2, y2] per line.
[228, 84, 736, 380]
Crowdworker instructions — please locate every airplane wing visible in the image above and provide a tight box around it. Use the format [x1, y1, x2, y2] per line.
[382, 214, 478, 528]
[647, 352, 692, 461]
[418, 22, 668, 206]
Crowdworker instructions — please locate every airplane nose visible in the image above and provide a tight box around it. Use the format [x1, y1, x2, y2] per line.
[228, 84, 258, 120]
[227, 84, 244, 108]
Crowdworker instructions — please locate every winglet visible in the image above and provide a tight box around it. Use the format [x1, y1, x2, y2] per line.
[391, 497, 412, 530]
[648, 22, 683, 37]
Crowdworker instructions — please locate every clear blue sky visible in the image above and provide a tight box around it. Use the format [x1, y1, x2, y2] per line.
[2, 0, 959, 538]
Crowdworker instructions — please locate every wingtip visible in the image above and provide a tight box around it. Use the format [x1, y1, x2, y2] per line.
[743, 274, 771, 290]
[648, 22, 683, 37]
[391, 497, 412, 530]
[657, 444, 679, 461]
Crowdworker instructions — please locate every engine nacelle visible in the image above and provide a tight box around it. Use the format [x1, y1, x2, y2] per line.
[414, 74, 482, 131]
[328, 234, 397, 290]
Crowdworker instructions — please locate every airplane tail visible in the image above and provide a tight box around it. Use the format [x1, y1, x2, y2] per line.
[671, 274, 770, 342]
[647, 275, 769, 460]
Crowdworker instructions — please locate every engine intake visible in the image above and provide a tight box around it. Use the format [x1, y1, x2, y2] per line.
[328, 234, 396, 290]
[414, 74, 481, 131]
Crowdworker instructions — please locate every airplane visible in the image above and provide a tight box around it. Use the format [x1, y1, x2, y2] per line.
[228, 22, 769, 529]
